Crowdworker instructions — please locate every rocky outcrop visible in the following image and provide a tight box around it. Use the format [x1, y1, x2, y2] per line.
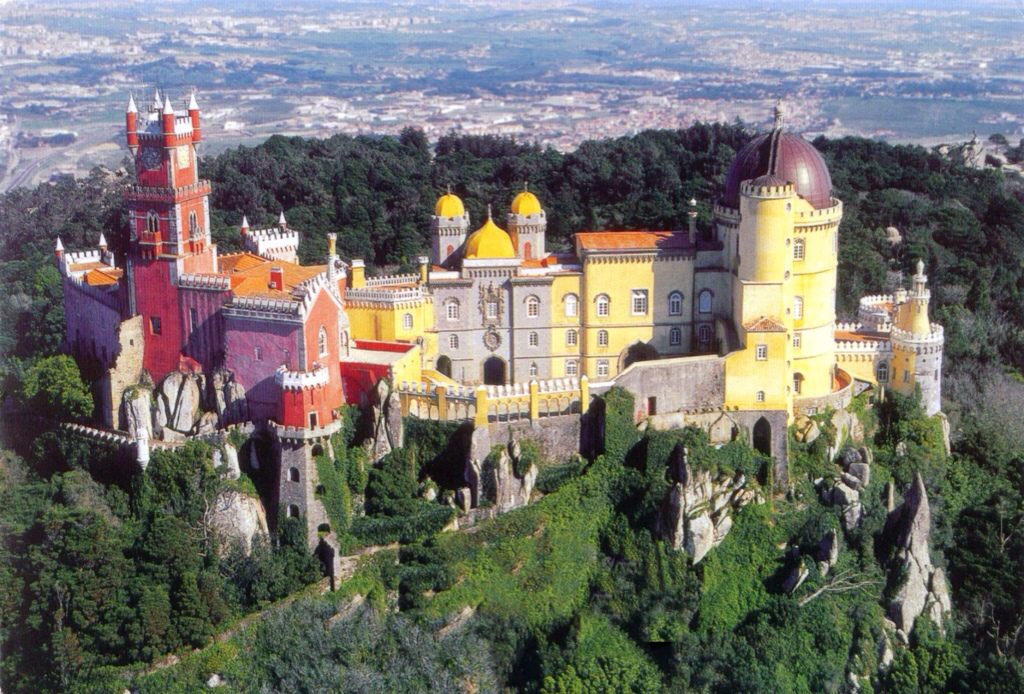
[210, 489, 269, 556]
[819, 446, 875, 533]
[369, 379, 404, 462]
[154, 371, 204, 439]
[212, 443, 241, 480]
[208, 368, 248, 425]
[660, 445, 758, 564]
[122, 386, 153, 439]
[883, 474, 952, 637]
[793, 415, 821, 445]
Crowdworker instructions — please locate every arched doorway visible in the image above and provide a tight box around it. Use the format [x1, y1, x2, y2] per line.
[753, 417, 772, 458]
[619, 341, 659, 371]
[483, 356, 506, 385]
[437, 355, 452, 378]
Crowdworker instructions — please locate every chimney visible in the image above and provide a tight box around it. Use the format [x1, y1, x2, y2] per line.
[326, 233, 338, 283]
[350, 259, 365, 288]
[417, 255, 429, 284]
[126, 93, 138, 153]
[688, 197, 698, 246]
[269, 267, 284, 291]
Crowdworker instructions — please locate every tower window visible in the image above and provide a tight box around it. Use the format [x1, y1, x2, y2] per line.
[756, 344, 768, 361]
[698, 324, 712, 348]
[566, 329, 578, 347]
[597, 359, 609, 377]
[254, 346, 262, 361]
[526, 295, 540, 318]
[564, 294, 578, 317]
[597, 329, 609, 347]
[289, 467, 300, 482]
[698, 290, 713, 314]
[529, 331, 539, 347]
[486, 301, 499, 319]
[793, 296, 804, 320]
[403, 313, 414, 330]
[903, 369, 910, 383]
[794, 373, 804, 395]
[529, 362, 538, 377]
[793, 238, 805, 261]
[318, 326, 328, 356]
[756, 390, 765, 403]
[670, 327, 681, 346]
[150, 316, 162, 335]
[449, 334, 459, 350]
[189, 307, 198, 333]
[523, 241, 533, 260]
[146, 211, 159, 234]
[446, 300, 459, 321]
[668, 291, 683, 316]
[189, 210, 199, 238]
[877, 361, 889, 383]
[595, 294, 610, 317]
[793, 334, 802, 349]
[631, 289, 648, 316]
[565, 360, 578, 376]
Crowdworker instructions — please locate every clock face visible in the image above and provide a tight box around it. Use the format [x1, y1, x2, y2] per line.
[139, 147, 161, 171]
[176, 144, 191, 168]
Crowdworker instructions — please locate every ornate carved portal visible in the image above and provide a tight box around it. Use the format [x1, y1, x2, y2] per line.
[478, 282, 504, 326]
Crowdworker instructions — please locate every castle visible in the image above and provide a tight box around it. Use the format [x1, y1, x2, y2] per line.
[57, 94, 943, 514]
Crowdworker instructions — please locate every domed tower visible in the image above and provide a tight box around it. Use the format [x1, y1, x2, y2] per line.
[431, 188, 470, 267]
[717, 102, 843, 416]
[890, 260, 943, 415]
[464, 206, 516, 260]
[507, 184, 546, 260]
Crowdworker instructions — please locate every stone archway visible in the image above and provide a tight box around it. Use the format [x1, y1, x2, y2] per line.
[618, 341, 659, 371]
[483, 356, 506, 385]
[753, 417, 772, 458]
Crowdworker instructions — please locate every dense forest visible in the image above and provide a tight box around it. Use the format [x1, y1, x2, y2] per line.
[1, 125, 1023, 692]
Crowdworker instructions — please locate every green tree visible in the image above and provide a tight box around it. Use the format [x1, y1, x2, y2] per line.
[19, 355, 93, 421]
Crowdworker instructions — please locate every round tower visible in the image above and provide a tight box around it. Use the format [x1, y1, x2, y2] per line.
[431, 188, 469, 267]
[507, 183, 546, 260]
[891, 260, 943, 415]
[276, 365, 332, 430]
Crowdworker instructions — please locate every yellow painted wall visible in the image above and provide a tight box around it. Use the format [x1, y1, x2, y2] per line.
[724, 330, 790, 411]
[581, 256, 656, 378]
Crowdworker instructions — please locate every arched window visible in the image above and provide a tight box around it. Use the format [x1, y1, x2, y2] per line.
[529, 331, 539, 347]
[287, 504, 300, 518]
[523, 241, 533, 260]
[876, 361, 889, 383]
[597, 359, 609, 377]
[403, 313, 413, 330]
[793, 372, 804, 395]
[670, 327, 681, 346]
[146, 211, 159, 234]
[698, 324, 712, 347]
[595, 294, 610, 317]
[793, 296, 804, 320]
[318, 326, 328, 356]
[565, 360, 578, 376]
[254, 346, 262, 361]
[446, 300, 459, 321]
[793, 238, 805, 261]
[756, 390, 765, 403]
[449, 333, 459, 350]
[529, 362, 538, 377]
[189, 210, 199, 238]
[597, 329, 609, 347]
[698, 290, 713, 314]
[289, 467, 300, 482]
[564, 294, 579, 318]
[526, 295, 540, 318]
[668, 291, 683, 316]
[566, 329, 578, 347]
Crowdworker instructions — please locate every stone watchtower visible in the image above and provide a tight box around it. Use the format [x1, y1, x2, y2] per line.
[507, 184, 547, 260]
[431, 189, 470, 268]
[890, 260, 943, 415]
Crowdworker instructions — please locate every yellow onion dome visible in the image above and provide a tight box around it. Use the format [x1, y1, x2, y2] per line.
[510, 189, 543, 216]
[435, 192, 465, 217]
[464, 215, 515, 259]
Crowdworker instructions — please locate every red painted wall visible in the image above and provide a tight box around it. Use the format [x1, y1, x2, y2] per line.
[339, 362, 390, 406]
[223, 316, 301, 422]
[179, 287, 230, 372]
[300, 290, 344, 421]
[133, 258, 183, 381]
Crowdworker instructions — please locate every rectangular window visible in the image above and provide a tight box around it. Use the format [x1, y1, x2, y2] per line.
[150, 316, 162, 335]
[903, 369, 910, 383]
[756, 390, 765, 403]
[309, 412, 318, 428]
[566, 330, 578, 347]
[565, 360, 578, 376]
[631, 289, 648, 316]
[529, 331, 539, 347]
[447, 302, 459, 321]
[793, 334, 801, 349]
[486, 300, 499, 318]
[597, 359, 609, 377]
[670, 328, 681, 346]
[756, 344, 768, 361]
[189, 307, 198, 333]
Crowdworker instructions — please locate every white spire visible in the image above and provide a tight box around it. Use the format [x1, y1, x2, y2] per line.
[241, 214, 249, 229]
[916, 258, 925, 276]
[162, 94, 175, 115]
[98, 232, 107, 249]
[773, 99, 785, 130]
[152, 88, 162, 111]
[188, 90, 199, 111]
[278, 210, 287, 227]
[55, 236, 64, 252]
[127, 93, 138, 114]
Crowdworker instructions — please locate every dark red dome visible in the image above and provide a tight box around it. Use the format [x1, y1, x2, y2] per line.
[723, 130, 833, 209]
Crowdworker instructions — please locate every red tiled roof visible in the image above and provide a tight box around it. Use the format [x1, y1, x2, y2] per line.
[218, 252, 325, 299]
[576, 230, 687, 252]
[744, 316, 786, 332]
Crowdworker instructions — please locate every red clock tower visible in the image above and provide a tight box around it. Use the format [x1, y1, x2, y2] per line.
[124, 90, 217, 380]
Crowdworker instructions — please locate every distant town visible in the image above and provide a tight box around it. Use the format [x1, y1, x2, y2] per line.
[3, 0, 1024, 190]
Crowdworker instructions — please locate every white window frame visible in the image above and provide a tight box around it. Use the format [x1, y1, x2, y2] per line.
[486, 300, 499, 319]
[565, 359, 578, 376]
[631, 289, 648, 316]
[449, 334, 459, 350]
[566, 329, 578, 347]
[446, 300, 459, 321]
[595, 294, 610, 317]
[755, 344, 768, 361]
[597, 329, 609, 347]
[793, 334, 802, 349]
[564, 293, 578, 318]
[403, 313, 413, 330]
[529, 331, 539, 347]
[668, 291, 683, 316]
[318, 326, 328, 356]
[756, 390, 765, 403]
[526, 295, 540, 318]
[793, 238, 805, 261]
[670, 327, 681, 346]
[793, 297, 804, 320]
[597, 359, 609, 377]
[877, 361, 889, 383]
[698, 290, 712, 314]
[529, 362, 538, 377]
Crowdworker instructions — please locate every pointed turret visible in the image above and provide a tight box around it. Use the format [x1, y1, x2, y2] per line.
[54, 236, 64, 263]
[98, 232, 108, 251]
[240, 215, 250, 236]
[278, 211, 287, 229]
[151, 88, 162, 113]
[161, 94, 175, 140]
[187, 90, 201, 142]
[125, 93, 139, 153]
[162, 94, 175, 115]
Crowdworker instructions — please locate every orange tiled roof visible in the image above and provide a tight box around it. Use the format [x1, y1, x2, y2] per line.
[835, 329, 886, 343]
[744, 316, 786, 332]
[576, 230, 687, 252]
[218, 252, 326, 299]
[84, 267, 123, 286]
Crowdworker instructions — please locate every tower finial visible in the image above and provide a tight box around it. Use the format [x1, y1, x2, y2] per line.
[446, 183, 451, 195]
[486, 203, 492, 220]
[188, 89, 199, 111]
[162, 93, 174, 115]
[916, 258, 925, 276]
[524, 180, 529, 192]
[55, 236, 64, 253]
[98, 232, 107, 250]
[152, 88, 162, 112]
[127, 93, 138, 114]
[773, 99, 785, 130]
[278, 210, 287, 228]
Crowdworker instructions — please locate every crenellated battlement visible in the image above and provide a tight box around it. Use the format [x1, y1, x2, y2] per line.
[244, 227, 300, 263]
[178, 273, 231, 291]
[366, 273, 418, 287]
[275, 364, 329, 390]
